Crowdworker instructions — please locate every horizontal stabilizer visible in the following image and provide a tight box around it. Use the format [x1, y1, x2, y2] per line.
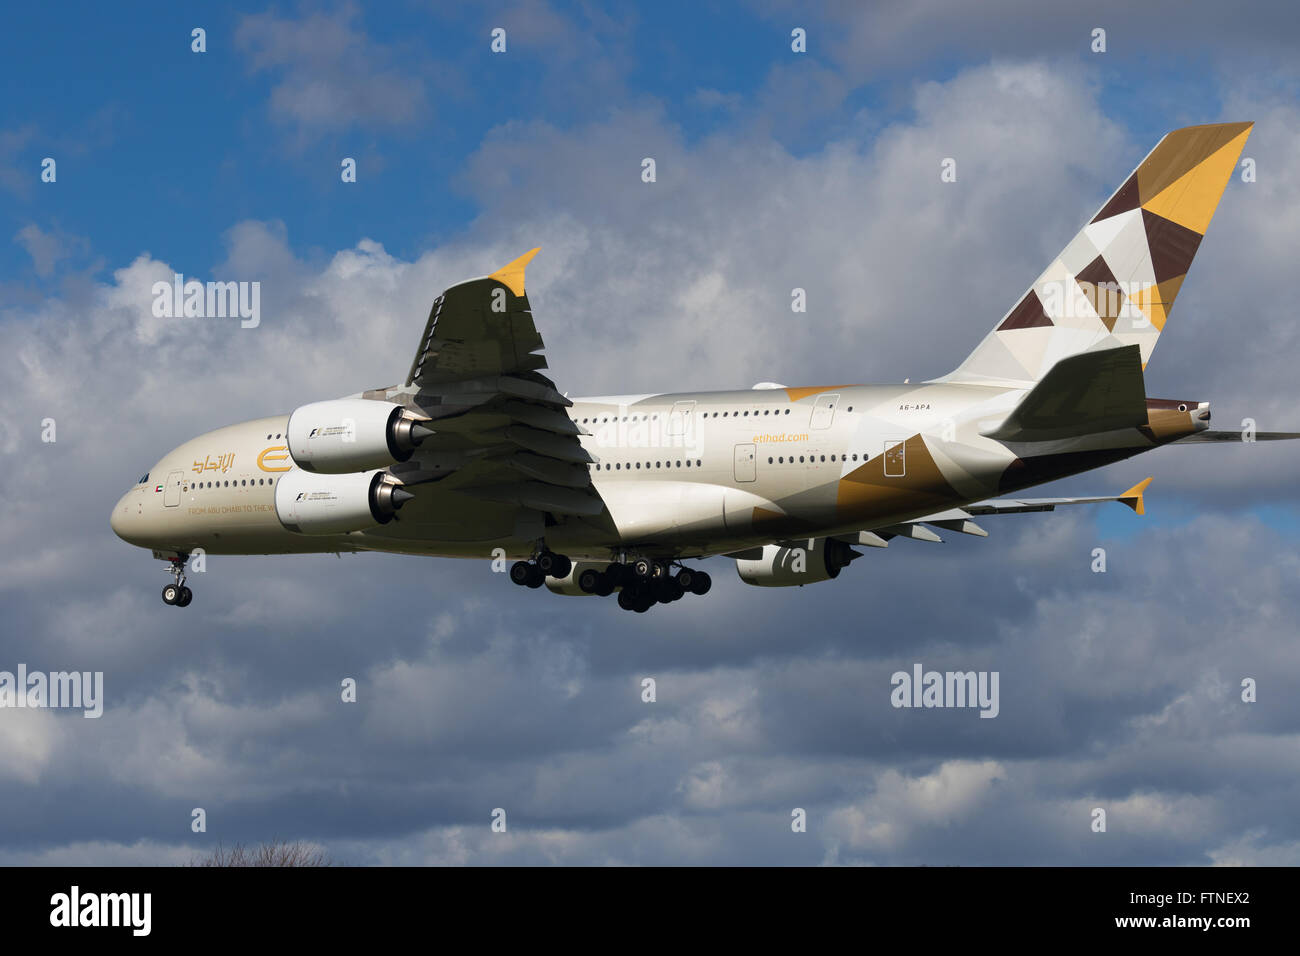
[1174, 430, 1300, 443]
[964, 476, 1152, 517]
[981, 345, 1147, 442]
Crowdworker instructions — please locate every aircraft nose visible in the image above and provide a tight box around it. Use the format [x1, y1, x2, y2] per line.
[110, 492, 133, 542]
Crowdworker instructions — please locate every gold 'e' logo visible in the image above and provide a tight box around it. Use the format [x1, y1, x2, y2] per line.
[257, 445, 292, 472]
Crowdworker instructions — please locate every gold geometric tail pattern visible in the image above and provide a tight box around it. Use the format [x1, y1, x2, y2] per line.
[941, 122, 1253, 386]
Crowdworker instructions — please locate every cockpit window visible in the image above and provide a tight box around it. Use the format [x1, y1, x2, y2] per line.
[138, 473, 149, 484]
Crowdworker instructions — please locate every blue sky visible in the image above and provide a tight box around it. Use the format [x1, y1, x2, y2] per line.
[4, 1, 1273, 288]
[2, 1, 1300, 865]
[2, 2, 787, 277]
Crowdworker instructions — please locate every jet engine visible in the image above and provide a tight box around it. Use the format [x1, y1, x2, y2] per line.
[286, 399, 431, 473]
[735, 537, 860, 587]
[274, 469, 415, 534]
[544, 561, 613, 596]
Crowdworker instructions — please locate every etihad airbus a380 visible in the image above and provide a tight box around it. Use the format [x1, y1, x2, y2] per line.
[112, 122, 1297, 612]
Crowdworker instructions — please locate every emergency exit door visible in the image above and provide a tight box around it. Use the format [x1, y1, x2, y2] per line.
[883, 440, 906, 477]
[733, 443, 756, 482]
[810, 393, 840, 429]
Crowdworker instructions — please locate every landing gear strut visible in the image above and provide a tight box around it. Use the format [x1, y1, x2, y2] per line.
[161, 555, 193, 608]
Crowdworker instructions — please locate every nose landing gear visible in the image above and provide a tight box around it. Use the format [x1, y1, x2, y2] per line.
[161, 555, 193, 608]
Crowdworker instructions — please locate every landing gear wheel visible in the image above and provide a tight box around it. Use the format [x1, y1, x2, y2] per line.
[617, 588, 639, 611]
[675, 568, 695, 591]
[536, 550, 572, 578]
[654, 577, 682, 603]
[689, 571, 712, 595]
[161, 553, 191, 607]
[525, 564, 545, 588]
[509, 561, 533, 586]
[631, 557, 653, 580]
[578, 568, 603, 594]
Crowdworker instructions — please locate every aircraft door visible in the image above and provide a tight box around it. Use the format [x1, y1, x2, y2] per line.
[667, 400, 695, 438]
[810, 393, 840, 429]
[733, 443, 756, 482]
[883, 439, 906, 477]
[164, 470, 184, 507]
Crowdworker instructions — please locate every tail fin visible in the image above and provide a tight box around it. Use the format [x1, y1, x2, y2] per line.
[938, 122, 1253, 386]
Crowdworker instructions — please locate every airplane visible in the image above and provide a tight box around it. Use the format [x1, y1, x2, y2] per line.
[112, 121, 1299, 612]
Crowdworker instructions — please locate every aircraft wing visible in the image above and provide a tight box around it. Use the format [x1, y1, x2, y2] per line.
[406, 248, 551, 388]
[837, 477, 1152, 546]
[395, 249, 605, 518]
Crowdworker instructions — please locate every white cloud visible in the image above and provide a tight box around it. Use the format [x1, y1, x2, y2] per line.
[2, 52, 1300, 866]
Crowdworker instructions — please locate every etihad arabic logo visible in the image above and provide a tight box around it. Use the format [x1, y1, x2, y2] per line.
[192, 453, 234, 475]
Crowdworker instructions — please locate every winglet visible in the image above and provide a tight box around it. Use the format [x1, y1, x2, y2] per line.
[1119, 477, 1153, 515]
[489, 247, 541, 297]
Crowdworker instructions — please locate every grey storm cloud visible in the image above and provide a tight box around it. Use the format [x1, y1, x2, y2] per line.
[2, 5, 1299, 865]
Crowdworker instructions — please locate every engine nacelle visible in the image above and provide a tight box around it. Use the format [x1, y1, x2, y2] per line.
[544, 561, 610, 596]
[735, 537, 859, 587]
[274, 469, 414, 535]
[286, 399, 429, 474]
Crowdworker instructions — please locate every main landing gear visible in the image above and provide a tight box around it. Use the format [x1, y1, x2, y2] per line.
[509, 549, 711, 613]
[161, 554, 193, 608]
[608, 561, 711, 614]
[509, 548, 572, 589]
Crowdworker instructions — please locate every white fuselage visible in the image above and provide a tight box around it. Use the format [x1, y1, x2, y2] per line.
[111, 380, 1190, 564]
